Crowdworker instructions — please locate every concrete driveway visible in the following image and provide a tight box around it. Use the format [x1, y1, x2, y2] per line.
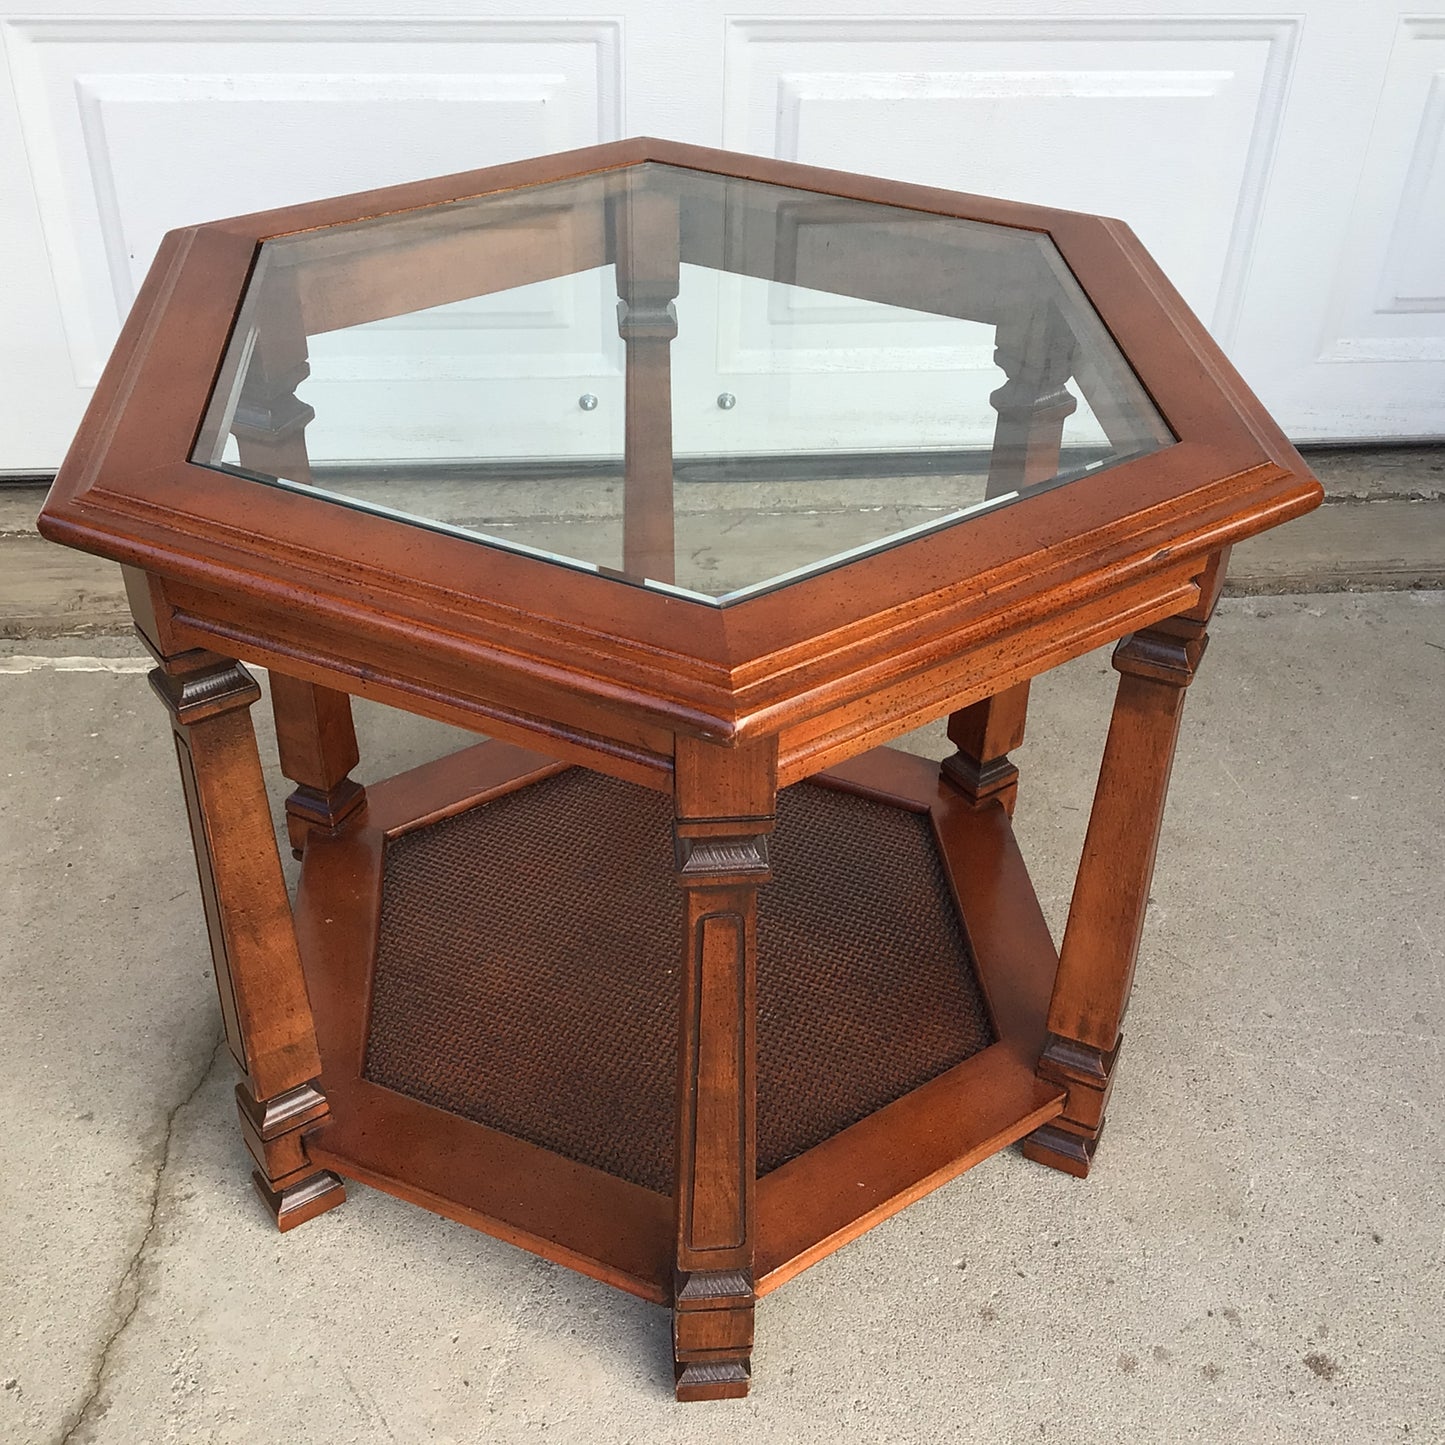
[2, 591, 1442, 1444]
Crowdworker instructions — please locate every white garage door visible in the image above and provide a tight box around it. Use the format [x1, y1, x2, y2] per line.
[0, 0, 1440, 473]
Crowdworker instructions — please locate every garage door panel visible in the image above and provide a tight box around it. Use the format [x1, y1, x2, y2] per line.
[2, 17, 622, 389]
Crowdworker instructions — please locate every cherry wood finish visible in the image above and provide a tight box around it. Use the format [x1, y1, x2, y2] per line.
[1024, 550, 1229, 1177]
[268, 670, 364, 857]
[229, 264, 314, 485]
[986, 300, 1079, 496]
[942, 279, 1078, 819]
[670, 736, 776, 1398]
[754, 746, 1064, 1291]
[944, 681, 1031, 815]
[614, 174, 681, 585]
[225, 271, 368, 861]
[40, 141, 1319, 792]
[298, 744, 677, 1301]
[138, 622, 344, 1228]
[286, 740, 1069, 1334]
[38, 141, 1322, 1401]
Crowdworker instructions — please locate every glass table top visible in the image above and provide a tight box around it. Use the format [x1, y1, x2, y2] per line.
[194, 162, 1172, 606]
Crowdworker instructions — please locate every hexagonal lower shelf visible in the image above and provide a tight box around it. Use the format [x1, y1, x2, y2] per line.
[294, 741, 1067, 1303]
[364, 766, 994, 1193]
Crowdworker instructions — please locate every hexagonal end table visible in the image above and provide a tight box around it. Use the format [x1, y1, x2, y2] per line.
[38, 138, 1321, 1400]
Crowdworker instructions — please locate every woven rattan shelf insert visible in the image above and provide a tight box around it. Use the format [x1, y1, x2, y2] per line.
[363, 770, 994, 1192]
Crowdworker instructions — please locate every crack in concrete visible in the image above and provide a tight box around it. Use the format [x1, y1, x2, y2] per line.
[54, 1030, 225, 1445]
[1321, 491, 1445, 505]
[338, 1361, 399, 1444]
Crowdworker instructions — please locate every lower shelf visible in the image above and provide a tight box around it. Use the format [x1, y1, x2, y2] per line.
[294, 740, 1065, 1302]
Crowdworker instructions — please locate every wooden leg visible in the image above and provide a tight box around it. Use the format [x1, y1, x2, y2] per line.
[614, 177, 679, 584]
[228, 280, 364, 861]
[942, 680, 1031, 814]
[671, 736, 776, 1401]
[149, 643, 345, 1227]
[230, 265, 314, 486]
[942, 300, 1075, 817]
[269, 670, 365, 858]
[986, 300, 1077, 496]
[1024, 555, 1227, 1177]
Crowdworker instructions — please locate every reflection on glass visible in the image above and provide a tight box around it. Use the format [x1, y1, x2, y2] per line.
[193, 163, 1172, 606]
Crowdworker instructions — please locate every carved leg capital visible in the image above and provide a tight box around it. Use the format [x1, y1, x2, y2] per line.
[148, 655, 260, 726]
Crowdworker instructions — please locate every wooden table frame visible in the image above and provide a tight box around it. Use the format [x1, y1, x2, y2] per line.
[39, 139, 1320, 1401]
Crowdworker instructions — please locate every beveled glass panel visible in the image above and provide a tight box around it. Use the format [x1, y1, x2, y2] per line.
[193, 163, 1172, 606]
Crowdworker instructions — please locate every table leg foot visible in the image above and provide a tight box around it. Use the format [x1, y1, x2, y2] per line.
[674, 1358, 752, 1402]
[674, 1274, 754, 1401]
[1023, 1032, 1117, 1179]
[1022, 1120, 1103, 1179]
[236, 1080, 346, 1232]
[251, 1168, 347, 1232]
